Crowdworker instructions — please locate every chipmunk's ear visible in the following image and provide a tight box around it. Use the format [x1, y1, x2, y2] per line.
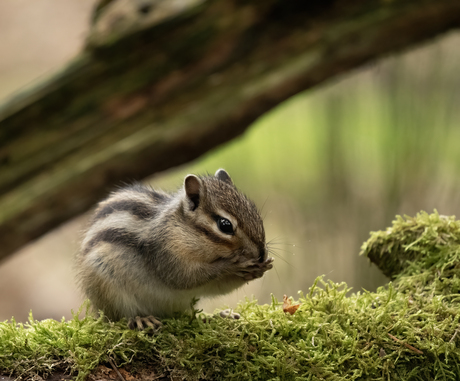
[215, 169, 233, 185]
[184, 175, 201, 210]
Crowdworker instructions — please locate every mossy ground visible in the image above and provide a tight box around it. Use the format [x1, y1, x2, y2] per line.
[1, 211, 460, 380]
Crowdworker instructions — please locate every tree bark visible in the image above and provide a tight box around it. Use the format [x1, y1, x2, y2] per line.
[1, 0, 460, 262]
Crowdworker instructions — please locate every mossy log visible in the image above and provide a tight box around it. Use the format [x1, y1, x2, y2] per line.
[1, 0, 460, 262]
[1, 211, 459, 380]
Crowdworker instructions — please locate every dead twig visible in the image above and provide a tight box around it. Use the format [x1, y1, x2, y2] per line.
[449, 328, 459, 343]
[108, 357, 126, 381]
[388, 333, 423, 355]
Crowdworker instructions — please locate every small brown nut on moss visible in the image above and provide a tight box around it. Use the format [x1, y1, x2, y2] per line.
[282, 295, 301, 315]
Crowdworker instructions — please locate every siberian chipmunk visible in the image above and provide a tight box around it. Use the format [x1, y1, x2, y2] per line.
[76, 169, 273, 329]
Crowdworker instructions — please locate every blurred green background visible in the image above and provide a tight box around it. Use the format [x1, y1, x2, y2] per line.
[0, 1, 459, 322]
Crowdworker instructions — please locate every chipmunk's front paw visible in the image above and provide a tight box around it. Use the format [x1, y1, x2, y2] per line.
[235, 257, 274, 281]
[128, 315, 162, 331]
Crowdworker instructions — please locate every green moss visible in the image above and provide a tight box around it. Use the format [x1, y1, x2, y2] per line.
[2, 211, 460, 380]
[360, 210, 460, 295]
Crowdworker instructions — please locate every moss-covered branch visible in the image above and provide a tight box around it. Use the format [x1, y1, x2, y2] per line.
[1, 0, 460, 262]
[361, 210, 460, 295]
[1, 211, 460, 380]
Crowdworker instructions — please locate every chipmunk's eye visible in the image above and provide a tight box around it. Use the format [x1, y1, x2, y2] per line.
[217, 217, 234, 235]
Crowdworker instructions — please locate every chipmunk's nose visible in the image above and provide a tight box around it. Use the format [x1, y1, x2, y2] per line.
[258, 246, 266, 263]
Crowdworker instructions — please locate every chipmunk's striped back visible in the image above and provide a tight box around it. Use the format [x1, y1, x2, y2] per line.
[81, 184, 170, 255]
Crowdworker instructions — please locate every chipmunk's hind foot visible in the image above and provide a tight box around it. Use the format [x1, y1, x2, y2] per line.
[128, 315, 162, 331]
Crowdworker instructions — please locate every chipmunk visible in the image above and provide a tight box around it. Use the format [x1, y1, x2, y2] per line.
[76, 169, 273, 329]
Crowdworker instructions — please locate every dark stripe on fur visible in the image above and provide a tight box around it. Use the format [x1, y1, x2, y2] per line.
[93, 200, 155, 220]
[83, 227, 194, 290]
[84, 228, 160, 256]
[194, 223, 233, 247]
